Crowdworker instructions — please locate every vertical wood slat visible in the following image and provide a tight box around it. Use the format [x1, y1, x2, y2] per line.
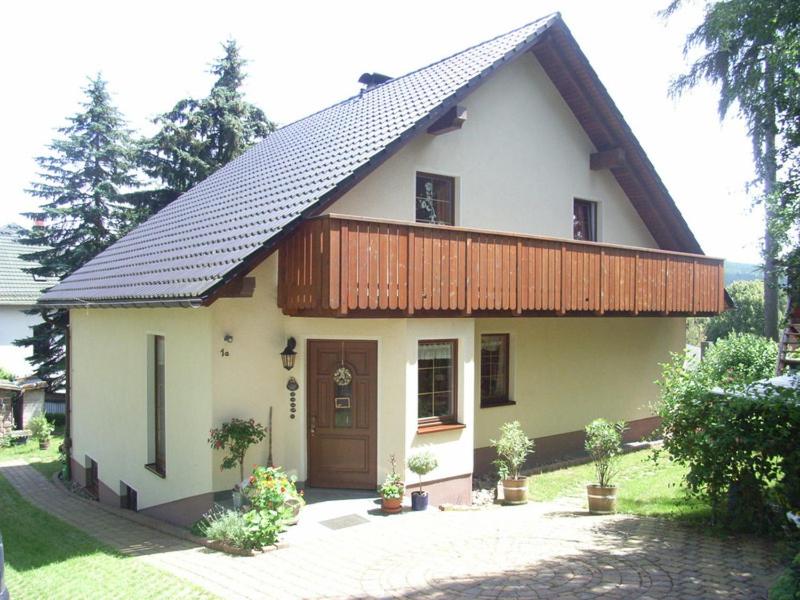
[277, 216, 725, 317]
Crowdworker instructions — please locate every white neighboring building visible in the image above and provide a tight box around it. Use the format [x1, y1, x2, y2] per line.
[0, 225, 58, 378]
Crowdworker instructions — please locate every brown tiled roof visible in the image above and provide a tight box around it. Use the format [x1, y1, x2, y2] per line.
[40, 14, 702, 307]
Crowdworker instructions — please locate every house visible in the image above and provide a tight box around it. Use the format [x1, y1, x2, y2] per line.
[40, 14, 726, 525]
[0, 225, 58, 379]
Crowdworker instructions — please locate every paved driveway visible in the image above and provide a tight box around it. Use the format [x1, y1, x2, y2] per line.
[0, 461, 783, 599]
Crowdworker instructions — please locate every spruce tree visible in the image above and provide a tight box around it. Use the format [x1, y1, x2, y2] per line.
[17, 75, 136, 388]
[133, 39, 274, 220]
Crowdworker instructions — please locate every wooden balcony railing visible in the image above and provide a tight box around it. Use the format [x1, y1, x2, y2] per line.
[277, 215, 726, 317]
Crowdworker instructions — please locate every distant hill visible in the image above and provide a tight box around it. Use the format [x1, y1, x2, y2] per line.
[725, 261, 760, 285]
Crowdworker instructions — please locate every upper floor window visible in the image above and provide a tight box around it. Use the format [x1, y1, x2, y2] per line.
[418, 339, 457, 423]
[480, 334, 510, 407]
[573, 199, 597, 241]
[416, 172, 454, 226]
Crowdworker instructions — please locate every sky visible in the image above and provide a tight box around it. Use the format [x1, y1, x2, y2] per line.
[0, 0, 762, 264]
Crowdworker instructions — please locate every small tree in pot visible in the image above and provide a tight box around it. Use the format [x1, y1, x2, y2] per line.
[407, 450, 438, 511]
[29, 414, 54, 450]
[208, 418, 268, 506]
[585, 418, 625, 514]
[491, 421, 534, 505]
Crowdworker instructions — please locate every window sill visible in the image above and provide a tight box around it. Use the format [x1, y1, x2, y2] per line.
[480, 399, 516, 409]
[144, 463, 166, 479]
[416, 422, 466, 435]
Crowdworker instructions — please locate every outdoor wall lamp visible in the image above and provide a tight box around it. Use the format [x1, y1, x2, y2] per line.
[280, 337, 297, 371]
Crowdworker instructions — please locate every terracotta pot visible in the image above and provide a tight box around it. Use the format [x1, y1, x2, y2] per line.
[502, 477, 528, 505]
[381, 495, 402, 514]
[587, 484, 617, 514]
[38, 439, 50, 450]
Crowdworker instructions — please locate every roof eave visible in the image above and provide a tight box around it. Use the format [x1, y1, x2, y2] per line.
[38, 297, 205, 309]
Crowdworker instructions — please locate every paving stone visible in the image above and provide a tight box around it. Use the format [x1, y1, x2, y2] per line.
[0, 459, 787, 599]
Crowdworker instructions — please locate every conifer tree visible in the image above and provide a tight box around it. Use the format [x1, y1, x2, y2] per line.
[133, 40, 274, 220]
[17, 75, 136, 387]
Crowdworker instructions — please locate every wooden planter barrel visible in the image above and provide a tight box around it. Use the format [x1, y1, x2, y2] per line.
[502, 477, 528, 505]
[587, 484, 617, 514]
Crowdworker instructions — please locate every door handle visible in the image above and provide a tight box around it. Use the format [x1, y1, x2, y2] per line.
[310, 415, 316, 436]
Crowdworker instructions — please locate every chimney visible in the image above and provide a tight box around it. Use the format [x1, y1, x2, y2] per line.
[358, 72, 392, 91]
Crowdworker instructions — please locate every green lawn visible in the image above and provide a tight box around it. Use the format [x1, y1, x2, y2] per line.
[0, 473, 216, 599]
[0, 427, 64, 479]
[528, 449, 711, 523]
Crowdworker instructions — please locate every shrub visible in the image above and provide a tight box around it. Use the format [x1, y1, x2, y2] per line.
[243, 466, 303, 521]
[407, 451, 438, 494]
[29, 414, 54, 443]
[491, 421, 534, 480]
[584, 419, 625, 488]
[197, 505, 283, 550]
[208, 418, 268, 481]
[702, 332, 778, 387]
[770, 550, 800, 600]
[0, 368, 13, 381]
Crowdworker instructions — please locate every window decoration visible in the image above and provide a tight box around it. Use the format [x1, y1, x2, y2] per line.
[480, 334, 511, 407]
[417, 340, 457, 423]
[416, 173, 455, 226]
[573, 199, 597, 241]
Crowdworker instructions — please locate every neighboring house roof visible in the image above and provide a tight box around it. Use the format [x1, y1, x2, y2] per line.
[0, 226, 58, 306]
[41, 13, 703, 308]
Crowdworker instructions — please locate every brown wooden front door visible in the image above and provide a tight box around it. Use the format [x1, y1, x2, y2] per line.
[307, 340, 377, 489]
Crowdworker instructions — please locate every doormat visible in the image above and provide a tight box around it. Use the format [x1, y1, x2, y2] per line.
[319, 514, 370, 530]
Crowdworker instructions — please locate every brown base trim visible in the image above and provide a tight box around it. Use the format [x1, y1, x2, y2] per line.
[414, 473, 472, 506]
[140, 491, 220, 528]
[474, 415, 661, 477]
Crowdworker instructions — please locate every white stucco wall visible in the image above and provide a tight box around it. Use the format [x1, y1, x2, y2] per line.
[473, 317, 685, 449]
[0, 305, 41, 378]
[70, 307, 214, 509]
[209, 256, 475, 490]
[329, 52, 657, 249]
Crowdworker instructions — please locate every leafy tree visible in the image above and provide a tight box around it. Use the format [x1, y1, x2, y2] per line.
[17, 75, 137, 388]
[132, 40, 275, 221]
[664, 0, 800, 340]
[706, 279, 768, 340]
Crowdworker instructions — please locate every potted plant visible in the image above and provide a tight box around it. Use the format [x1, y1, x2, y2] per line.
[584, 418, 625, 514]
[29, 414, 54, 450]
[377, 454, 404, 514]
[244, 465, 305, 526]
[491, 421, 535, 505]
[208, 418, 268, 505]
[407, 450, 438, 511]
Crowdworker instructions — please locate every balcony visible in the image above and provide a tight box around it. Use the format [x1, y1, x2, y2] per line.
[277, 215, 726, 318]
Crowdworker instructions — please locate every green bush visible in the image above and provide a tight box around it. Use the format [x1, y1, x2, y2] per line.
[407, 451, 438, 494]
[491, 421, 534, 480]
[657, 334, 800, 532]
[770, 550, 800, 600]
[584, 419, 624, 487]
[197, 505, 283, 550]
[243, 466, 303, 521]
[0, 367, 13, 381]
[29, 414, 54, 442]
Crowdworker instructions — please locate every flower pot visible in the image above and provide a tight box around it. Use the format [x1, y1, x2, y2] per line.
[232, 490, 243, 510]
[381, 495, 402, 514]
[586, 484, 617, 514]
[411, 491, 429, 511]
[38, 439, 50, 450]
[502, 477, 528, 505]
[283, 497, 302, 525]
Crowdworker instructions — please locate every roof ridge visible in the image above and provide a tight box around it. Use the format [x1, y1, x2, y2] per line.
[247, 13, 562, 143]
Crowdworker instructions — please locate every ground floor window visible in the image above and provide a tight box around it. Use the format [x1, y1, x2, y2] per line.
[480, 333, 511, 407]
[418, 340, 457, 424]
